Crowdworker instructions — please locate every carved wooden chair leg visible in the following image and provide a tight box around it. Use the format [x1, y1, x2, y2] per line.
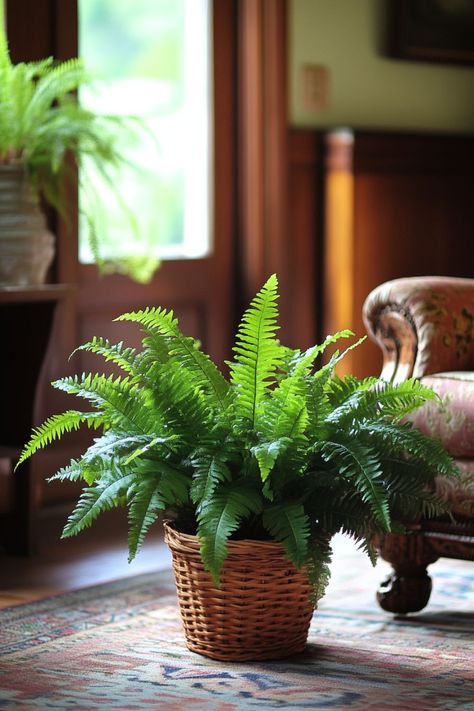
[374, 532, 439, 614]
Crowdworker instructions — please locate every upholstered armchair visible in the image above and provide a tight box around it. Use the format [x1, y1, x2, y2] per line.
[363, 276, 474, 613]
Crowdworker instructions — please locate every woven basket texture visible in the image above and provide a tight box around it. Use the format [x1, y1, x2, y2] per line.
[164, 522, 314, 662]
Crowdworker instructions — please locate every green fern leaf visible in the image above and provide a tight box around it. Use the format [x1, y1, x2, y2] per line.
[117, 307, 228, 409]
[314, 437, 391, 530]
[251, 438, 292, 482]
[287, 330, 355, 376]
[355, 537, 379, 567]
[190, 454, 232, 505]
[72, 337, 139, 376]
[313, 490, 374, 540]
[46, 459, 91, 484]
[61, 467, 135, 538]
[80, 431, 174, 467]
[127, 475, 166, 561]
[228, 274, 283, 427]
[197, 485, 262, 584]
[304, 342, 367, 433]
[327, 378, 437, 426]
[155, 361, 215, 440]
[306, 535, 333, 603]
[52, 373, 154, 433]
[23, 58, 88, 132]
[262, 501, 310, 567]
[357, 420, 460, 478]
[16, 410, 104, 468]
[326, 375, 379, 411]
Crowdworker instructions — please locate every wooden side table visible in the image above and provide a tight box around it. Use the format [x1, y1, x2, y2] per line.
[0, 285, 70, 555]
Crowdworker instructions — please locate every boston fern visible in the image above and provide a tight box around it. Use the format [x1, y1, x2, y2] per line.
[18, 275, 458, 597]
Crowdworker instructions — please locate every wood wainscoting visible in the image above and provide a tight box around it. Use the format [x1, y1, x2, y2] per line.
[289, 129, 474, 378]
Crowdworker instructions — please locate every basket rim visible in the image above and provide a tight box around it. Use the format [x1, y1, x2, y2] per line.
[163, 519, 292, 557]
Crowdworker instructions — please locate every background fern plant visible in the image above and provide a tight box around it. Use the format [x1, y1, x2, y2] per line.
[0, 13, 153, 280]
[18, 274, 458, 599]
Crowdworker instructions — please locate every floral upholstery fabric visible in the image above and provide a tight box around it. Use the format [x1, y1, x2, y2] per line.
[408, 372, 474, 458]
[435, 460, 474, 517]
[407, 372, 474, 516]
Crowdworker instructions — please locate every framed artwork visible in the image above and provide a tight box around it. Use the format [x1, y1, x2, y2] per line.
[389, 0, 474, 65]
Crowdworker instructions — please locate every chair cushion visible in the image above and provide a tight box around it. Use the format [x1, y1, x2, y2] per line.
[409, 372, 474, 458]
[434, 460, 474, 517]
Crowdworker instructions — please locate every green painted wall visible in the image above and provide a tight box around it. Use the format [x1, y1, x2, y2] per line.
[289, 0, 474, 133]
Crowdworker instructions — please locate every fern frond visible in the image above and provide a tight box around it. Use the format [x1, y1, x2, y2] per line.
[190, 453, 232, 505]
[262, 501, 310, 567]
[117, 307, 229, 409]
[46, 459, 88, 483]
[52, 373, 155, 433]
[228, 274, 283, 428]
[314, 437, 391, 530]
[0, 11, 11, 72]
[327, 378, 437, 426]
[80, 431, 174, 467]
[387, 490, 449, 521]
[313, 490, 374, 540]
[132, 458, 191, 506]
[306, 536, 333, 603]
[259, 366, 308, 444]
[287, 330, 355, 376]
[357, 420, 459, 478]
[251, 438, 292, 482]
[61, 466, 135, 538]
[23, 58, 88, 132]
[16, 410, 104, 468]
[304, 343, 367, 432]
[356, 536, 379, 567]
[127, 475, 166, 561]
[326, 375, 379, 410]
[197, 485, 262, 584]
[72, 337, 139, 376]
[155, 362, 215, 440]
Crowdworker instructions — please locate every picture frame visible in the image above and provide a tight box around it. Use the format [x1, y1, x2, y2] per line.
[389, 0, 474, 66]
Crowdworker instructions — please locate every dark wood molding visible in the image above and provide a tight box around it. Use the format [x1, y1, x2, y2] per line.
[0, 286, 70, 553]
[5, 0, 54, 62]
[352, 131, 474, 175]
[287, 129, 324, 349]
[237, 0, 290, 323]
[263, 0, 290, 310]
[211, 0, 238, 364]
[238, 0, 266, 302]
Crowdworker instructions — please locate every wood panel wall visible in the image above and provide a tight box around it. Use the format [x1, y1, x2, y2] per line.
[286, 130, 324, 349]
[286, 128, 474, 377]
[322, 130, 474, 377]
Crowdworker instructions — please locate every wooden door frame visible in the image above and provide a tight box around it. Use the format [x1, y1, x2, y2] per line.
[237, 0, 290, 326]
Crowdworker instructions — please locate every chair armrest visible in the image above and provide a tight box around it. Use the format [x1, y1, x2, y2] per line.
[362, 276, 474, 382]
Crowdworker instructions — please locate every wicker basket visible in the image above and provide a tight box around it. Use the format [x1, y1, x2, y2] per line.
[163, 521, 315, 661]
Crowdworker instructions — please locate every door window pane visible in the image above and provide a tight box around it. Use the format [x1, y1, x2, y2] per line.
[78, 0, 212, 265]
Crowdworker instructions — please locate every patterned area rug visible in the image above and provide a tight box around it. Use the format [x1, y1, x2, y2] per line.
[0, 539, 473, 710]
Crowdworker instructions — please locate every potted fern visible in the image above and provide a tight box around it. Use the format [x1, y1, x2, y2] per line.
[0, 13, 146, 286]
[18, 275, 458, 661]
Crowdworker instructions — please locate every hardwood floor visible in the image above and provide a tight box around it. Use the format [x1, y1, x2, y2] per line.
[0, 505, 171, 609]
